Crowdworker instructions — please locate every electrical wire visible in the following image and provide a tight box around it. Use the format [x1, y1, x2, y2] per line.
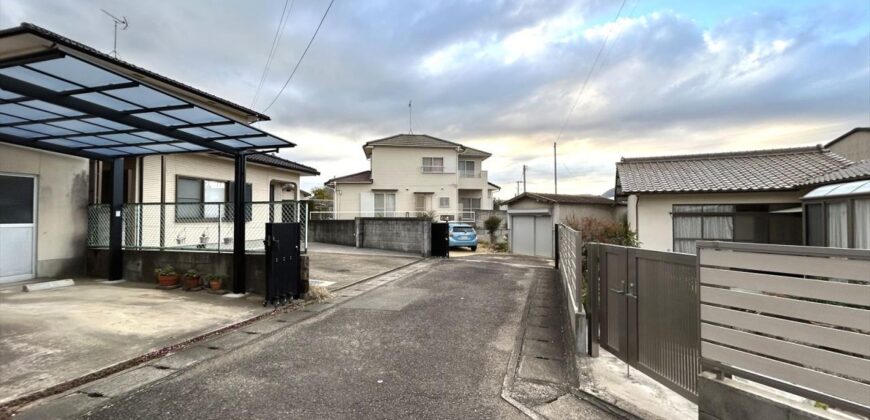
[555, 0, 629, 145]
[262, 0, 336, 113]
[251, 0, 296, 108]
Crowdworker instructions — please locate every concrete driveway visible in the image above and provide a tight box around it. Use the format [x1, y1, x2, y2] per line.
[0, 280, 267, 405]
[79, 255, 554, 419]
[307, 242, 421, 290]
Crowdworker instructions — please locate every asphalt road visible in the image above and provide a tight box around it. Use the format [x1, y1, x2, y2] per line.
[81, 255, 552, 419]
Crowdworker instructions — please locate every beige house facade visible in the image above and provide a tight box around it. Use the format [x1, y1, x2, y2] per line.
[325, 134, 499, 221]
[616, 128, 870, 253]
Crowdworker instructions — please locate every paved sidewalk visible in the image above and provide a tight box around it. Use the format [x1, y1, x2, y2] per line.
[50, 255, 552, 419]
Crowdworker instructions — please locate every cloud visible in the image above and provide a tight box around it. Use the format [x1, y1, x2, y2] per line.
[2, 0, 867, 196]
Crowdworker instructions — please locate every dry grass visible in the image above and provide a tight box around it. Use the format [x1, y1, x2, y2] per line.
[305, 285, 334, 302]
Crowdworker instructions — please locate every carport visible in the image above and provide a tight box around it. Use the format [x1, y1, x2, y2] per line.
[0, 23, 294, 292]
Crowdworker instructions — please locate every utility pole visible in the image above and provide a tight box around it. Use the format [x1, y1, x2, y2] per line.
[554, 142, 558, 194]
[522, 165, 527, 193]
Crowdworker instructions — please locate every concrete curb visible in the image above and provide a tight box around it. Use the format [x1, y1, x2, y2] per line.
[500, 276, 546, 420]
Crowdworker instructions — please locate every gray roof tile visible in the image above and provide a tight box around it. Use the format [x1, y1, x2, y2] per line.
[802, 160, 870, 185]
[363, 134, 490, 158]
[324, 170, 372, 187]
[616, 145, 852, 194]
[504, 192, 616, 206]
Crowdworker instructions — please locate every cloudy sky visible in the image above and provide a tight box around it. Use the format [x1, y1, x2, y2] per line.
[2, 0, 868, 197]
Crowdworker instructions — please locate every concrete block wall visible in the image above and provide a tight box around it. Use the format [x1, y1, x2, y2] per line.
[87, 249, 308, 296]
[309, 220, 356, 246]
[358, 218, 431, 257]
[698, 373, 832, 420]
[473, 210, 509, 243]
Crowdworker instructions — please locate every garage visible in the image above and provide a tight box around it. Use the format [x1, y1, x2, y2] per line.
[509, 213, 553, 258]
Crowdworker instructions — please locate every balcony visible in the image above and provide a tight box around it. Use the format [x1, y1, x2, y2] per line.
[459, 170, 487, 188]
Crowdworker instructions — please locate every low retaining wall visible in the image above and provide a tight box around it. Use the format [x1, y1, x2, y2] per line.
[358, 218, 431, 257]
[309, 220, 356, 246]
[87, 249, 307, 295]
[698, 373, 831, 420]
[308, 217, 432, 257]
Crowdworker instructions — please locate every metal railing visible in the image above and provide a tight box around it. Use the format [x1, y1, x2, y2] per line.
[87, 201, 308, 253]
[698, 241, 870, 415]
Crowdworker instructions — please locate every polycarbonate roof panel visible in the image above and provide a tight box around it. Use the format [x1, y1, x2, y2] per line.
[0, 53, 293, 157]
[802, 180, 870, 199]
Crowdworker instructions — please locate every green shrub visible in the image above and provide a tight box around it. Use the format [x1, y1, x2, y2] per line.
[492, 241, 509, 252]
[484, 215, 502, 244]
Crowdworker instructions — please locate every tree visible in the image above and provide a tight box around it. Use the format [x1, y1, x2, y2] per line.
[311, 186, 333, 200]
[484, 215, 503, 244]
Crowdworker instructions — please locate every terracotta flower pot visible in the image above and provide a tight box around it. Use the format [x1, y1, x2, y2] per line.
[183, 276, 201, 290]
[209, 279, 222, 290]
[158, 274, 179, 287]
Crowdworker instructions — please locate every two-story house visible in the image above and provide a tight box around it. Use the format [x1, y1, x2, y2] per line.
[325, 134, 500, 220]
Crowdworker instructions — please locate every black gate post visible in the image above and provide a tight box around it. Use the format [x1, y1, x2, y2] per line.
[108, 157, 124, 280]
[232, 153, 247, 294]
[554, 224, 560, 269]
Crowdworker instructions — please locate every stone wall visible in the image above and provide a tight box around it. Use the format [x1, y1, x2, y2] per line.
[87, 249, 308, 295]
[309, 220, 356, 246]
[357, 218, 432, 257]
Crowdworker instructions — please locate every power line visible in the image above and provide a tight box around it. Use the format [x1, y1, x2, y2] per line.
[251, 0, 296, 108]
[554, 0, 629, 145]
[262, 0, 336, 113]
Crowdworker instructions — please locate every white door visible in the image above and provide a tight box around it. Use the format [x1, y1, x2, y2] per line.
[510, 214, 553, 257]
[512, 216, 535, 255]
[0, 174, 37, 283]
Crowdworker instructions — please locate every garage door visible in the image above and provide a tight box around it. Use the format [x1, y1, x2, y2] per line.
[510, 215, 552, 258]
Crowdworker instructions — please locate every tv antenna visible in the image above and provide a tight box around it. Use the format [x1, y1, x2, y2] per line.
[101, 9, 129, 58]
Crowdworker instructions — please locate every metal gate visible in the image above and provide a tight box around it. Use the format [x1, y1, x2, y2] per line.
[264, 222, 301, 306]
[431, 222, 449, 257]
[588, 243, 700, 401]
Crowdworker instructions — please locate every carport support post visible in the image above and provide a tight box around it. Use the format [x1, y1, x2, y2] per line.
[108, 157, 124, 280]
[232, 153, 247, 294]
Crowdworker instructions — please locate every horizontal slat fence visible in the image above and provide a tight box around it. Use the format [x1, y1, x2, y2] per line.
[698, 241, 870, 415]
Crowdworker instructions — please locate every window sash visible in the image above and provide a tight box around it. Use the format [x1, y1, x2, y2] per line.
[459, 160, 475, 177]
[439, 197, 449, 208]
[422, 157, 444, 173]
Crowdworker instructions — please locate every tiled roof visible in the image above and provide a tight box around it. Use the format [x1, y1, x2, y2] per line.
[616, 145, 852, 194]
[504, 192, 616, 206]
[324, 170, 372, 187]
[362, 134, 490, 158]
[211, 152, 319, 175]
[10, 23, 270, 122]
[801, 160, 870, 186]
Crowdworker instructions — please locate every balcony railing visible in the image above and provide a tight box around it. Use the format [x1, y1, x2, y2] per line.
[87, 201, 308, 253]
[309, 210, 475, 222]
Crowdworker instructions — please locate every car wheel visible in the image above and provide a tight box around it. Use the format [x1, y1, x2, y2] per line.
[471, 246, 477, 252]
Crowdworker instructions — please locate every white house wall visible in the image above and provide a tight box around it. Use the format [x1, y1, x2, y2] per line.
[138, 154, 304, 249]
[627, 191, 805, 252]
[0, 143, 89, 278]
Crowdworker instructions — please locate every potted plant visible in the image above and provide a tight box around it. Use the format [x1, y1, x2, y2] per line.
[182, 269, 201, 291]
[155, 265, 179, 287]
[207, 274, 222, 291]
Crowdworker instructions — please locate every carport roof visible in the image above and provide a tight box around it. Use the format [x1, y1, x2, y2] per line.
[0, 23, 294, 160]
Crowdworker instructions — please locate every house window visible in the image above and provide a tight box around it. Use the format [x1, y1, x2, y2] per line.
[805, 203, 825, 246]
[176, 177, 251, 222]
[422, 157, 444, 173]
[439, 197, 450, 208]
[415, 194, 428, 212]
[459, 160, 476, 177]
[855, 199, 870, 249]
[672, 203, 801, 253]
[374, 192, 396, 217]
[826, 202, 848, 248]
[459, 197, 481, 221]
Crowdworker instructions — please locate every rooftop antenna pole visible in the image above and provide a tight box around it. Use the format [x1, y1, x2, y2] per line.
[408, 100, 413, 134]
[101, 9, 128, 59]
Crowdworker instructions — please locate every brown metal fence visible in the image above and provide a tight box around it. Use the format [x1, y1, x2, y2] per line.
[587, 243, 700, 401]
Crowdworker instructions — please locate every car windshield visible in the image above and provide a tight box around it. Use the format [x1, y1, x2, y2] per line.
[453, 226, 474, 233]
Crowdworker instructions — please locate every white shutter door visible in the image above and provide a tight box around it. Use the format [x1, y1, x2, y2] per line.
[360, 192, 374, 217]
